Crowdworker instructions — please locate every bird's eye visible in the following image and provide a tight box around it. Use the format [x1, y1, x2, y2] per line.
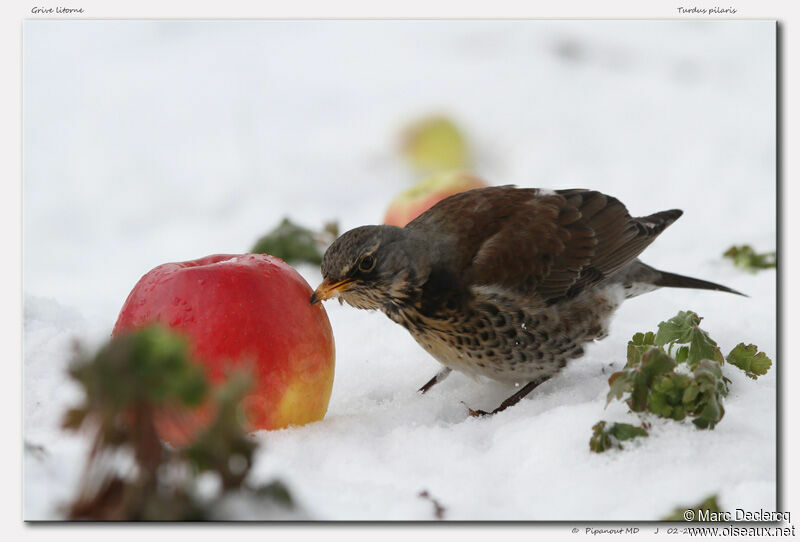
[358, 254, 376, 272]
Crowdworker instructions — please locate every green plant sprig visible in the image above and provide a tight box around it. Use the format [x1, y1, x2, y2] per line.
[63, 325, 294, 520]
[723, 245, 776, 272]
[591, 310, 772, 452]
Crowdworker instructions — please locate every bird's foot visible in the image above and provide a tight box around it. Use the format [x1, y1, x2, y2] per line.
[464, 404, 492, 418]
[463, 402, 511, 418]
[418, 367, 452, 394]
[463, 379, 545, 418]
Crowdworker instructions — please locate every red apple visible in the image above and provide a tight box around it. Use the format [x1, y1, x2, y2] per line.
[384, 171, 488, 227]
[113, 254, 335, 445]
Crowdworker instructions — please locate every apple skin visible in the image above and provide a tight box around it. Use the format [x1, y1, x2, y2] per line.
[113, 254, 335, 445]
[401, 116, 469, 175]
[384, 171, 488, 227]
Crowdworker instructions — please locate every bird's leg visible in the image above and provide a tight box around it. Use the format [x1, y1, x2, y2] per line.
[418, 367, 452, 394]
[466, 378, 545, 417]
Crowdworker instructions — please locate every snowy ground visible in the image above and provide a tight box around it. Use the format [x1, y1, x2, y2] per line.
[22, 20, 776, 520]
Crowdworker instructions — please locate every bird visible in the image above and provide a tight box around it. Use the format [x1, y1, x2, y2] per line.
[310, 186, 743, 416]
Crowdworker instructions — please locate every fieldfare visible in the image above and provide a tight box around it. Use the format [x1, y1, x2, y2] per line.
[311, 186, 742, 416]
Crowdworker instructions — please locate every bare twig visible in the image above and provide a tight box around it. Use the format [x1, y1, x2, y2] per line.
[418, 490, 446, 520]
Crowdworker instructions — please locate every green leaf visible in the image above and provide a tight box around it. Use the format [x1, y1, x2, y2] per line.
[654, 311, 700, 346]
[726, 343, 773, 379]
[688, 360, 727, 429]
[648, 372, 692, 421]
[609, 422, 648, 441]
[589, 421, 648, 453]
[630, 348, 676, 412]
[688, 327, 724, 367]
[647, 390, 673, 419]
[181, 371, 256, 489]
[67, 325, 209, 415]
[723, 245, 776, 272]
[606, 371, 633, 405]
[251, 218, 336, 265]
[254, 480, 294, 508]
[589, 421, 612, 453]
[654, 311, 722, 368]
[682, 383, 699, 404]
[62, 408, 88, 430]
[627, 331, 657, 367]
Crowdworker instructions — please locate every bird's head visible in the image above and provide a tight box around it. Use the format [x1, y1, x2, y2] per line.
[311, 225, 427, 311]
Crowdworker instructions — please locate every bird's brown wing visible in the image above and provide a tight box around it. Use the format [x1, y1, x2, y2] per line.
[406, 186, 682, 304]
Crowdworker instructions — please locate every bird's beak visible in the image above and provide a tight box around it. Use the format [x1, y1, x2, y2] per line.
[310, 278, 354, 305]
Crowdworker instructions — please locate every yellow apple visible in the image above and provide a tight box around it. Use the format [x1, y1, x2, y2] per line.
[384, 171, 488, 227]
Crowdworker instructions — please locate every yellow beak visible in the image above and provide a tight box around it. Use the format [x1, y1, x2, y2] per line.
[310, 278, 355, 305]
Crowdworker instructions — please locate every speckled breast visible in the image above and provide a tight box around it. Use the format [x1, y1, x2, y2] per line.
[391, 284, 625, 383]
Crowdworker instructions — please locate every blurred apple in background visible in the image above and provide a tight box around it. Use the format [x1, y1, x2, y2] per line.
[383, 170, 488, 227]
[401, 115, 470, 175]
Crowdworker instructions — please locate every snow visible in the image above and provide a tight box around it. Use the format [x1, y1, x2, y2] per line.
[22, 20, 776, 520]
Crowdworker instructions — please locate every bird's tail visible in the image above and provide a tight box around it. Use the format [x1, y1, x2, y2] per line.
[614, 261, 746, 298]
[652, 270, 746, 296]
